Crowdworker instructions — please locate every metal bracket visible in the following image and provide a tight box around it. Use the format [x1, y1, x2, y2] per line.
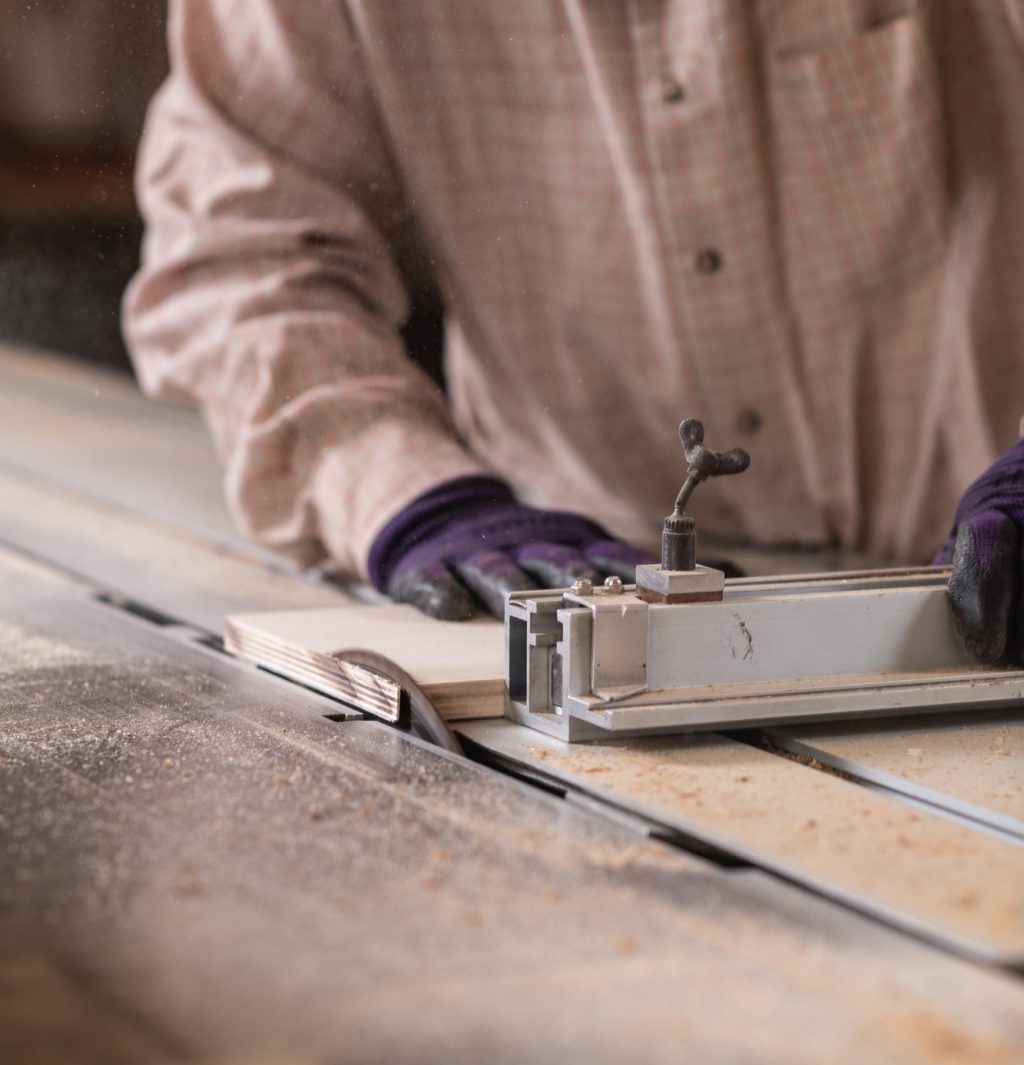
[504, 568, 1024, 742]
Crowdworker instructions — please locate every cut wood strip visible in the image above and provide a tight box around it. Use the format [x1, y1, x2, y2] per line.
[459, 719, 1024, 966]
[225, 605, 506, 721]
[764, 712, 1024, 839]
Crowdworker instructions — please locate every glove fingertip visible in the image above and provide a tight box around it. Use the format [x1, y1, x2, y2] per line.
[947, 516, 1016, 664]
[387, 568, 477, 622]
[454, 549, 537, 620]
[583, 538, 656, 582]
[1009, 538, 1024, 668]
[514, 542, 598, 588]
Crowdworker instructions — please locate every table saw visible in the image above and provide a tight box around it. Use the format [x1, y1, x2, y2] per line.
[1, 344, 1022, 1064]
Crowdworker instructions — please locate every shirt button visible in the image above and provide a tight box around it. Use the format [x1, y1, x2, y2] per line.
[695, 248, 723, 275]
[660, 75, 686, 103]
[735, 408, 764, 435]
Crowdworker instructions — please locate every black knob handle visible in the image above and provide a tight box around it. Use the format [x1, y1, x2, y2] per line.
[662, 418, 750, 571]
[673, 418, 750, 514]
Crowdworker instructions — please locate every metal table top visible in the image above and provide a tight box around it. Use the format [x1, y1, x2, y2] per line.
[2, 345, 1023, 1062]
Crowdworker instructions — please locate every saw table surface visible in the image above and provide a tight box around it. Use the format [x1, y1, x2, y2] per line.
[2, 344, 1023, 1063]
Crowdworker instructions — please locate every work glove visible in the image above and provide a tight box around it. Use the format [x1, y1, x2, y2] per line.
[367, 476, 654, 621]
[935, 435, 1024, 665]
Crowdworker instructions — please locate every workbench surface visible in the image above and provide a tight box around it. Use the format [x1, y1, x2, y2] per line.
[2, 344, 1022, 1064]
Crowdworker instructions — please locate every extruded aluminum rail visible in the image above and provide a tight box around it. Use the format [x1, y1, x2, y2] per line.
[505, 568, 1024, 741]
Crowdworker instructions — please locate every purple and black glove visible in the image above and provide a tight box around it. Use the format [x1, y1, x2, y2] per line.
[936, 436, 1024, 665]
[368, 477, 654, 621]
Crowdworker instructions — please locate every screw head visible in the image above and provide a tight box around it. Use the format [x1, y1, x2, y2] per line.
[570, 577, 594, 596]
[602, 575, 624, 594]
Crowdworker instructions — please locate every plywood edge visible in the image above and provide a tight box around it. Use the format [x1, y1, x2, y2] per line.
[224, 608, 506, 721]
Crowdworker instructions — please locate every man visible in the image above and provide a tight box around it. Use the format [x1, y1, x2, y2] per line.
[125, 0, 1023, 663]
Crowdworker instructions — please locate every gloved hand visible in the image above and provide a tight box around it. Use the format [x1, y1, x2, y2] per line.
[935, 435, 1024, 665]
[367, 477, 654, 620]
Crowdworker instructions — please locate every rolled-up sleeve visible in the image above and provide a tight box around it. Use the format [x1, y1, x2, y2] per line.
[123, 0, 486, 575]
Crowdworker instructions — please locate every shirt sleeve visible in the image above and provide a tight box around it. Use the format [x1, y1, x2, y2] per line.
[123, 0, 487, 576]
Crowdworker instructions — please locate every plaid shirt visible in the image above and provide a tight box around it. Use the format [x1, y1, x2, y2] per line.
[125, 0, 1024, 576]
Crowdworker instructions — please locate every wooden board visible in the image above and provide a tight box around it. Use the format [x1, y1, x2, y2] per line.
[225, 604, 506, 720]
[459, 719, 1024, 966]
[5, 545, 1024, 1064]
[765, 712, 1024, 839]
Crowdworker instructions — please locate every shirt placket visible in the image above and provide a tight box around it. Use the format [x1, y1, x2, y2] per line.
[627, 0, 829, 545]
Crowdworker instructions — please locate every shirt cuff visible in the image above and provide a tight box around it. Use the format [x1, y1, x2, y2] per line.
[312, 417, 489, 579]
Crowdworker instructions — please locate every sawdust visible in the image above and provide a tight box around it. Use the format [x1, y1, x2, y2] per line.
[614, 932, 637, 954]
[887, 1007, 1019, 1065]
[761, 740, 860, 783]
[175, 862, 208, 899]
[0, 620, 91, 673]
[501, 728, 1024, 955]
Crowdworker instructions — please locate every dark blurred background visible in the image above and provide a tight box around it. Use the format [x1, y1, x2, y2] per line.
[0, 2, 445, 384]
[0, 1, 168, 370]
